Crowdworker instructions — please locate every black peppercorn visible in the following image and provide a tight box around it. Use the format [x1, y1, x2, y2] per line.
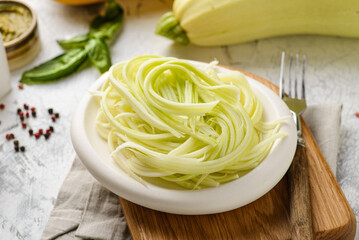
[44, 133, 50, 140]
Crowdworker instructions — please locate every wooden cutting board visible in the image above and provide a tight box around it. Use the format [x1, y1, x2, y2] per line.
[118, 69, 356, 240]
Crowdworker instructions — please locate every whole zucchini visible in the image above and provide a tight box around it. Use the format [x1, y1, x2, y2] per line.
[156, 0, 359, 46]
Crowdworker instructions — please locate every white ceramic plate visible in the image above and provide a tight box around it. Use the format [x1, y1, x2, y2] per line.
[71, 61, 297, 215]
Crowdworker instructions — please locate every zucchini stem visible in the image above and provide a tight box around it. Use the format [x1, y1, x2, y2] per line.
[155, 12, 189, 45]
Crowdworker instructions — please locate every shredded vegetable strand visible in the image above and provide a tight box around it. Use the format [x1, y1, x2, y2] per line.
[95, 55, 287, 189]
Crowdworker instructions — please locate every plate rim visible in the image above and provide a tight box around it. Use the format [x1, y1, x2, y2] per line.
[71, 60, 297, 215]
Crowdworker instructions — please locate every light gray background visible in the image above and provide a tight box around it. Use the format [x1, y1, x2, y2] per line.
[0, 0, 358, 239]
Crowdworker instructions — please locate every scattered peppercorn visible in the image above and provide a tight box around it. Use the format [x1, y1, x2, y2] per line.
[18, 83, 24, 89]
[5, 134, 15, 140]
[4, 104, 60, 152]
[44, 133, 50, 140]
[355, 112, 359, 118]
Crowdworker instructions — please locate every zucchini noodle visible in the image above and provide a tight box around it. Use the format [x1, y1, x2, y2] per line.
[94, 55, 287, 189]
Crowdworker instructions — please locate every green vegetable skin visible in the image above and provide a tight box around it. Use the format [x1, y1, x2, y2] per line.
[156, 0, 359, 46]
[20, 0, 123, 84]
[155, 12, 188, 45]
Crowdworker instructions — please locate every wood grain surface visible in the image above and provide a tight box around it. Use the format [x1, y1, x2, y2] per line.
[288, 145, 314, 240]
[119, 69, 356, 240]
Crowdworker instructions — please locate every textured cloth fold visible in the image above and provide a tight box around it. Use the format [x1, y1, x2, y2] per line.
[76, 183, 130, 239]
[41, 104, 342, 240]
[302, 104, 342, 176]
[40, 159, 130, 240]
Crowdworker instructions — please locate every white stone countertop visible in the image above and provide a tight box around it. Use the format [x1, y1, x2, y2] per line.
[0, 0, 358, 239]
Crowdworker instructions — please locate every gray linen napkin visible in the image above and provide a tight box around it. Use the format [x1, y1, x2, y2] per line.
[41, 104, 342, 240]
[40, 159, 131, 240]
[302, 104, 342, 176]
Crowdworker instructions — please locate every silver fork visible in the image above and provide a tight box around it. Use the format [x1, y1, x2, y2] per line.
[280, 52, 313, 240]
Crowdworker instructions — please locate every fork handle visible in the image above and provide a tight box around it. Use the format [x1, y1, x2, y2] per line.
[288, 145, 314, 240]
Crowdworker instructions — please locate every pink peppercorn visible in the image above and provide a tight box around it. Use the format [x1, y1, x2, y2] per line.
[6, 134, 15, 140]
[34, 133, 41, 139]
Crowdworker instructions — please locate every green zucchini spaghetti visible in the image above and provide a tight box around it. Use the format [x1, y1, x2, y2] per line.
[94, 55, 286, 189]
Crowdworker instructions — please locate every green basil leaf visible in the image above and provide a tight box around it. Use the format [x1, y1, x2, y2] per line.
[86, 38, 111, 73]
[57, 34, 89, 50]
[20, 48, 88, 84]
[89, 0, 124, 40]
[20, 0, 124, 85]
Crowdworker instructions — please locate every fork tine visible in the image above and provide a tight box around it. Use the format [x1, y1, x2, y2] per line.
[288, 54, 293, 97]
[279, 51, 285, 98]
[294, 54, 299, 98]
[302, 55, 306, 99]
